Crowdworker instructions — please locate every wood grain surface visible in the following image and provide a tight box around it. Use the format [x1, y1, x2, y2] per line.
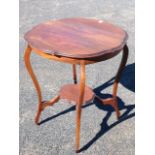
[60, 84, 94, 104]
[25, 18, 128, 58]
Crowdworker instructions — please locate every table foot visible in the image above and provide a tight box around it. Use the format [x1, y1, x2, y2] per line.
[35, 108, 42, 125]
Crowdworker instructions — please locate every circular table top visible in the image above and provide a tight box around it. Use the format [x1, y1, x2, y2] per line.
[25, 18, 128, 58]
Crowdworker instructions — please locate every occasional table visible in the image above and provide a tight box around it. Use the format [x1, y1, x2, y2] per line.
[24, 18, 128, 152]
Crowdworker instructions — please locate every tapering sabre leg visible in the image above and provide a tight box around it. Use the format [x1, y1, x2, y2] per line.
[24, 45, 43, 125]
[75, 62, 86, 153]
[72, 64, 77, 84]
[112, 44, 129, 119]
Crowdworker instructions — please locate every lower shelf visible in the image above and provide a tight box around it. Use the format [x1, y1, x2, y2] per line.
[59, 84, 95, 105]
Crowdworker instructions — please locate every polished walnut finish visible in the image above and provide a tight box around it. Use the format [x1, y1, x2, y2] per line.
[24, 18, 128, 153]
[60, 84, 94, 104]
[25, 18, 127, 58]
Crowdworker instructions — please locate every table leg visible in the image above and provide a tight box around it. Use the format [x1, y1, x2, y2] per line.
[113, 45, 129, 96]
[72, 64, 77, 84]
[24, 45, 60, 125]
[24, 45, 42, 124]
[112, 44, 129, 118]
[96, 45, 129, 119]
[75, 62, 85, 153]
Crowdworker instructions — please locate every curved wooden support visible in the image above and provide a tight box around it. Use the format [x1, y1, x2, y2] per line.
[42, 95, 60, 110]
[34, 95, 60, 124]
[24, 45, 42, 103]
[113, 44, 129, 97]
[72, 64, 77, 84]
[95, 45, 128, 120]
[75, 61, 86, 153]
[24, 45, 60, 125]
[24, 45, 43, 124]
[111, 44, 128, 119]
[35, 95, 60, 125]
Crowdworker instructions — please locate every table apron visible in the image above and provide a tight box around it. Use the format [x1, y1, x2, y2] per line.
[31, 46, 122, 65]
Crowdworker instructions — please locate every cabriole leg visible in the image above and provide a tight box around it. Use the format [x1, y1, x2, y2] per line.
[24, 45, 60, 125]
[112, 44, 129, 119]
[95, 45, 129, 120]
[24, 45, 43, 125]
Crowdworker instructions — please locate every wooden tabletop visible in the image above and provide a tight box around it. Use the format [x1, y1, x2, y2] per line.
[25, 18, 128, 58]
